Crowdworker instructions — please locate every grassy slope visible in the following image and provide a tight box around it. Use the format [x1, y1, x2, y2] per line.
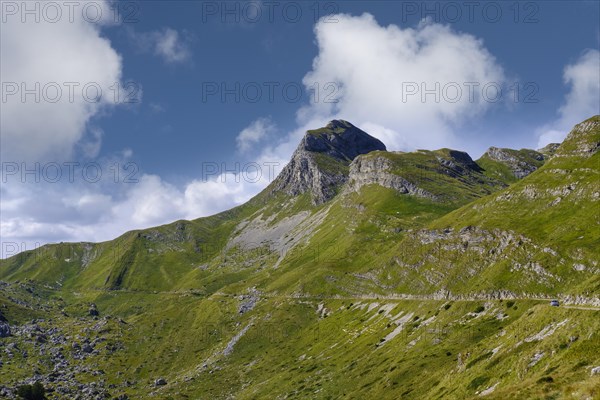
[1, 117, 599, 399]
[0, 200, 265, 292]
[360, 148, 504, 204]
[1, 282, 598, 399]
[426, 116, 600, 294]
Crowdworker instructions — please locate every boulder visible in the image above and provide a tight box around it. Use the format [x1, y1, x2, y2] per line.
[89, 304, 99, 317]
[0, 322, 10, 337]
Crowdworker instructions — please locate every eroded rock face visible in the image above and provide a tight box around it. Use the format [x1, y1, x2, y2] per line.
[346, 149, 488, 200]
[438, 150, 483, 173]
[271, 150, 346, 204]
[271, 120, 386, 204]
[347, 155, 436, 200]
[483, 147, 544, 179]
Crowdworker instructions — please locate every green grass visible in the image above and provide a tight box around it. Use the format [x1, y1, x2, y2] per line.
[2, 282, 598, 399]
[0, 116, 598, 398]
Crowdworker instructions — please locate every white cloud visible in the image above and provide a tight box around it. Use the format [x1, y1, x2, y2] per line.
[300, 14, 505, 151]
[358, 122, 410, 150]
[236, 117, 276, 153]
[537, 49, 600, 148]
[561, 50, 600, 121]
[129, 27, 191, 64]
[0, 0, 124, 162]
[155, 28, 191, 63]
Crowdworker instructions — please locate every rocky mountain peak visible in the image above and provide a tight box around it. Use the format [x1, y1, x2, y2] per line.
[435, 149, 482, 173]
[270, 120, 386, 204]
[302, 120, 386, 161]
[554, 115, 600, 158]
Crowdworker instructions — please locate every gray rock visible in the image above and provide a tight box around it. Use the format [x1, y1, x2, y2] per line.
[347, 155, 436, 200]
[270, 120, 386, 204]
[154, 377, 167, 386]
[89, 304, 99, 317]
[555, 118, 600, 157]
[238, 290, 259, 314]
[482, 146, 544, 179]
[82, 343, 94, 353]
[0, 321, 10, 337]
[0, 386, 14, 397]
[537, 143, 560, 157]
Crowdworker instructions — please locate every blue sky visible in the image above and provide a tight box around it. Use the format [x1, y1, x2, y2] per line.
[101, 1, 598, 177]
[1, 0, 599, 256]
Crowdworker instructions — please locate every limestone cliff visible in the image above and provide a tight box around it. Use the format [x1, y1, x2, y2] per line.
[270, 120, 386, 204]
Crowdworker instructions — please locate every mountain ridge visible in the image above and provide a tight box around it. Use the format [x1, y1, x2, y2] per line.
[0, 116, 598, 400]
[4, 117, 596, 271]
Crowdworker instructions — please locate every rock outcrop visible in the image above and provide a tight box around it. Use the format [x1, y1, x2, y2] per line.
[537, 143, 560, 157]
[0, 321, 10, 337]
[436, 149, 483, 173]
[481, 147, 545, 179]
[347, 153, 436, 200]
[553, 116, 600, 158]
[88, 303, 99, 317]
[270, 120, 386, 204]
[346, 148, 493, 202]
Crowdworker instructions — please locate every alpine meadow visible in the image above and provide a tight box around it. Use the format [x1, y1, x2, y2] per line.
[1, 1, 599, 400]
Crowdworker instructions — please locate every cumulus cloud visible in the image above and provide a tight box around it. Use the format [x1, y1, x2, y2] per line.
[128, 27, 191, 64]
[236, 117, 276, 153]
[0, 0, 124, 162]
[300, 14, 505, 150]
[537, 49, 600, 148]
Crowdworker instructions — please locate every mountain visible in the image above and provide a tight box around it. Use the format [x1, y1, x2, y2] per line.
[0, 117, 599, 399]
[390, 116, 600, 296]
[477, 146, 546, 184]
[537, 142, 561, 157]
[270, 120, 386, 204]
